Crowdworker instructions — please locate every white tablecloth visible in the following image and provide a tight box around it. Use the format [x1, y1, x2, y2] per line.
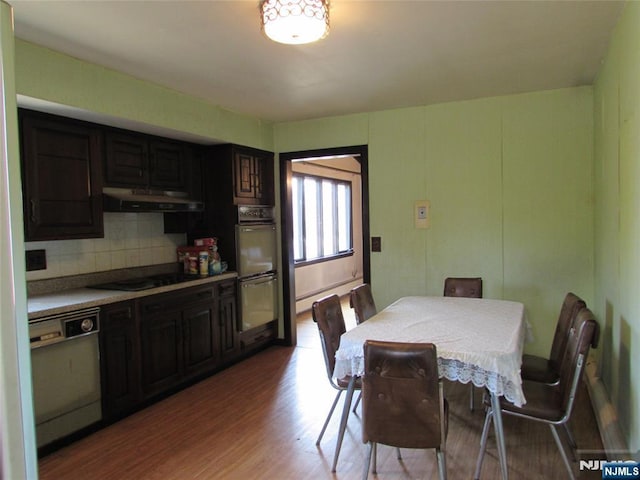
[334, 296, 527, 407]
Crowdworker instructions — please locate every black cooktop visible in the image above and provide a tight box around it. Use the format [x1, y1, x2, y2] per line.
[88, 273, 197, 291]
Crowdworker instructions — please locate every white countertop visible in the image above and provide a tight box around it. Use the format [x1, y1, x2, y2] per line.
[28, 272, 238, 320]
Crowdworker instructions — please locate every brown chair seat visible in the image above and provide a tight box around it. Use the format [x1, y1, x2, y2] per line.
[336, 375, 362, 389]
[498, 380, 564, 422]
[521, 353, 559, 384]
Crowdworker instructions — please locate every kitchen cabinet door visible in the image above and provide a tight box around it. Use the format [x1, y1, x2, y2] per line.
[233, 147, 273, 205]
[149, 140, 188, 190]
[19, 109, 104, 241]
[217, 280, 240, 362]
[182, 302, 219, 378]
[104, 131, 149, 187]
[140, 310, 183, 398]
[100, 301, 140, 421]
[104, 130, 190, 191]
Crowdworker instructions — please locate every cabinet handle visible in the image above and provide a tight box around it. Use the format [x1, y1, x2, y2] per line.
[30, 199, 38, 223]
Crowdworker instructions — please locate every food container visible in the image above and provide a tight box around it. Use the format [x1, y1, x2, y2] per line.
[198, 251, 209, 277]
[188, 256, 198, 275]
[194, 237, 217, 247]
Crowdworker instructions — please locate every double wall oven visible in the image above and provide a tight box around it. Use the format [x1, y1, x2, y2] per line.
[236, 206, 278, 332]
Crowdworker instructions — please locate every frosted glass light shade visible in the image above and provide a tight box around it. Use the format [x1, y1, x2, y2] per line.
[260, 0, 330, 45]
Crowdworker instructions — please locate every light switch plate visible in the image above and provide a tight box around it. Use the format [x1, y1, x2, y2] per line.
[415, 200, 430, 229]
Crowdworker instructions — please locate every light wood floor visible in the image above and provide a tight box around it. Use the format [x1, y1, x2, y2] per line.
[38, 298, 604, 479]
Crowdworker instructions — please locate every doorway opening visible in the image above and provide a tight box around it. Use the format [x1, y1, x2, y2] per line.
[279, 145, 370, 347]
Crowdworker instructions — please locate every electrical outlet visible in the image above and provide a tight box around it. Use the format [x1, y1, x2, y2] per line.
[26, 249, 47, 271]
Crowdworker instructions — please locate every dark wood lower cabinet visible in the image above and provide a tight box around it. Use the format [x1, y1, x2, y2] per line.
[100, 301, 140, 420]
[140, 310, 183, 398]
[100, 280, 247, 422]
[183, 302, 218, 378]
[217, 281, 240, 362]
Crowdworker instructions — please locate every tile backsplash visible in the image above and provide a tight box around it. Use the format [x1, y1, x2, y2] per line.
[25, 212, 185, 281]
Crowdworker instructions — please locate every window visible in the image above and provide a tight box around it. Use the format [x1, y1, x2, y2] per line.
[292, 173, 352, 263]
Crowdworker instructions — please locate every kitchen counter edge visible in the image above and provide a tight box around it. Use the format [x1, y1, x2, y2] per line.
[28, 272, 239, 320]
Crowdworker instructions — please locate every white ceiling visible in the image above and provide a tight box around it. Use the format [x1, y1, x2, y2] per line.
[10, 0, 625, 124]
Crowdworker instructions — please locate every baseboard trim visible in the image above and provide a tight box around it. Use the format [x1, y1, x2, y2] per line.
[584, 359, 629, 460]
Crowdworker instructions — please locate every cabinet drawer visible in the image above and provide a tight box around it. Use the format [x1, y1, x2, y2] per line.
[217, 280, 236, 297]
[140, 285, 215, 314]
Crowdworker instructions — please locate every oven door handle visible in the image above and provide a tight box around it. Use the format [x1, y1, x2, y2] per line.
[238, 225, 276, 232]
[240, 273, 277, 286]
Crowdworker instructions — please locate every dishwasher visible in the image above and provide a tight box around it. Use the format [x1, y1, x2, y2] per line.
[29, 307, 102, 448]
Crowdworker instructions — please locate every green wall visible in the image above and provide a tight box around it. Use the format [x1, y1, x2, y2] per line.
[593, 1, 640, 457]
[276, 87, 594, 360]
[14, 39, 274, 150]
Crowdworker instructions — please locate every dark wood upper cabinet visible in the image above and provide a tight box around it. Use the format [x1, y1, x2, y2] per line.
[104, 130, 190, 192]
[104, 131, 149, 186]
[211, 144, 274, 206]
[19, 109, 104, 241]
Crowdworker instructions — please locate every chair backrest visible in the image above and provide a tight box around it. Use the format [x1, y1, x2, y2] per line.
[312, 294, 347, 382]
[349, 284, 377, 325]
[362, 340, 444, 449]
[548, 292, 587, 368]
[556, 307, 599, 419]
[443, 277, 482, 298]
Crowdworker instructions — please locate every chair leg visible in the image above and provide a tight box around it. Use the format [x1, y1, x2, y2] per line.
[436, 447, 447, 480]
[372, 442, 378, 474]
[353, 391, 362, 413]
[470, 383, 475, 411]
[396, 447, 402, 460]
[331, 377, 357, 472]
[316, 390, 342, 445]
[362, 442, 374, 480]
[550, 425, 576, 480]
[563, 423, 578, 460]
[473, 408, 493, 480]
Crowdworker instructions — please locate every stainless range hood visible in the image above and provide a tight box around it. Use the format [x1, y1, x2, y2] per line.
[102, 188, 204, 212]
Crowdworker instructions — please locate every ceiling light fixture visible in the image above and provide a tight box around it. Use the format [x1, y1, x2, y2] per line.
[260, 0, 330, 45]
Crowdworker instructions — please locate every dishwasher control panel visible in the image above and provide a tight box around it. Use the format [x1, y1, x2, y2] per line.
[29, 307, 100, 349]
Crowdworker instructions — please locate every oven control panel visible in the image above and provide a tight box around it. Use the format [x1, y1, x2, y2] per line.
[238, 205, 274, 224]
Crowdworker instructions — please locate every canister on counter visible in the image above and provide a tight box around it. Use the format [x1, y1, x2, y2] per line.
[198, 251, 209, 277]
[188, 256, 199, 275]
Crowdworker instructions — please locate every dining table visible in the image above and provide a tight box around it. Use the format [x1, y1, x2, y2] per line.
[332, 295, 528, 480]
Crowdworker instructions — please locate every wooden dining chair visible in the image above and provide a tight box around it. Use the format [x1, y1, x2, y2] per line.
[473, 308, 599, 480]
[349, 284, 377, 325]
[443, 276, 482, 410]
[362, 340, 448, 480]
[312, 294, 361, 472]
